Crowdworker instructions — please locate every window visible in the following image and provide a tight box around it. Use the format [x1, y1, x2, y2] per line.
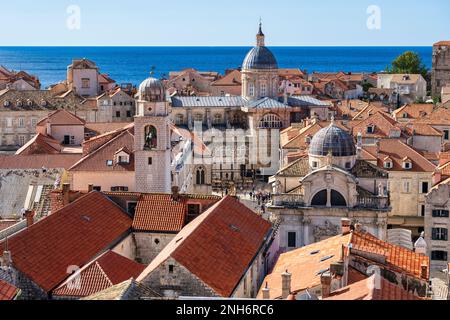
[432, 228, 448, 241]
[93, 186, 101, 192]
[126, 111, 132, 118]
[115, 111, 121, 118]
[432, 209, 449, 218]
[117, 155, 128, 164]
[260, 83, 267, 97]
[421, 182, 429, 194]
[367, 125, 374, 134]
[403, 161, 412, 170]
[384, 161, 393, 169]
[288, 232, 296, 248]
[168, 265, 174, 273]
[402, 180, 411, 193]
[420, 205, 425, 217]
[345, 162, 352, 169]
[31, 118, 37, 127]
[106, 160, 113, 166]
[144, 125, 157, 150]
[175, 114, 184, 125]
[19, 135, 25, 146]
[111, 186, 129, 192]
[187, 204, 201, 223]
[312, 161, 319, 169]
[81, 78, 90, 89]
[127, 202, 137, 215]
[249, 82, 255, 97]
[213, 114, 222, 125]
[431, 251, 448, 261]
[196, 167, 206, 185]
[193, 113, 203, 123]
[259, 113, 282, 129]
[444, 130, 449, 140]
[148, 157, 153, 165]
[18, 118, 25, 128]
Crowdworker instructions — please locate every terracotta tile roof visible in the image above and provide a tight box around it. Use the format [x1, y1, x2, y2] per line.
[15, 133, 62, 155]
[325, 275, 420, 300]
[0, 279, 20, 300]
[211, 70, 241, 86]
[132, 194, 221, 233]
[363, 139, 436, 172]
[282, 122, 325, 149]
[276, 158, 310, 177]
[434, 41, 450, 46]
[70, 130, 135, 172]
[37, 109, 86, 126]
[137, 196, 272, 297]
[85, 122, 132, 136]
[258, 230, 429, 299]
[413, 107, 450, 126]
[257, 233, 352, 299]
[81, 278, 160, 300]
[393, 104, 435, 120]
[351, 103, 391, 121]
[389, 74, 423, 85]
[53, 251, 145, 298]
[2, 192, 132, 293]
[351, 111, 402, 139]
[0, 154, 82, 169]
[350, 231, 429, 279]
[347, 266, 368, 285]
[401, 123, 442, 137]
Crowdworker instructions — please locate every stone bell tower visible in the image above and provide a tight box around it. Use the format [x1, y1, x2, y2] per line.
[134, 76, 172, 193]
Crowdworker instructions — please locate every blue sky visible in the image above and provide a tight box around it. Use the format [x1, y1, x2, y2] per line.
[1, 0, 448, 46]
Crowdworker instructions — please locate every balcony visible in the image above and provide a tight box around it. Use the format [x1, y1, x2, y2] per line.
[356, 195, 390, 210]
[272, 193, 305, 207]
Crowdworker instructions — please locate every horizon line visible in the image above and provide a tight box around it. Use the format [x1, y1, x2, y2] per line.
[0, 44, 435, 48]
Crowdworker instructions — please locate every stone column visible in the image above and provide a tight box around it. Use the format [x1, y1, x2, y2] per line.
[303, 217, 311, 246]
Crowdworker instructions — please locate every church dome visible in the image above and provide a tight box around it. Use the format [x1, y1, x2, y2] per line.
[309, 123, 356, 157]
[138, 77, 165, 101]
[242, 46, 278, 70]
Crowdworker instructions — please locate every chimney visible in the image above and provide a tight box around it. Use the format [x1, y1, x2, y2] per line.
[171, 186, 180, 202]
[25, 210, 35, 228]
[88, 184, 94, 192]
[420, 264, 428, 280]
[320, 272, 332, 298]
[62, 183, 70, 206]
[262, 282, 270, 300]
[281, 270, 292, 299]
[341, 218, 351, 235]
[1, 237, 11, 269]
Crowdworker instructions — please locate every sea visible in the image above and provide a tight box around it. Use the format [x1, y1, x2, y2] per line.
[0, 46, 432, 88]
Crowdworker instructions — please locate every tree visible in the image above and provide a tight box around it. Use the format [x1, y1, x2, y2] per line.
[387, 51, 428, 78]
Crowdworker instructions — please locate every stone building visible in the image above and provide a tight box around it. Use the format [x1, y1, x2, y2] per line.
[377, 74, 427, 105]
[269, 121, 390, 251]
[424, 178, 450, 274]
[137, 196, 275, 299]
[432, 41, 450, 98]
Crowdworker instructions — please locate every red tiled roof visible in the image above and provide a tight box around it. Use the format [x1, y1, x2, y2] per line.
[0, 154, 82, 169]
[325, 275, 420, 300]
[434, 41, 450, 46]
[137, 196, 272, 297]
[53, 251, 145, 298]
[132, 194, 220, 232]
[350, 231, 429, 279]
[363, 139, 436, 172]
[0, 220, 19, 232]
[37, 109, 86, 126]
[0, 279, 20, 300]
[15, 133, 61, 156]
[351, 111, 402, 139]
[3, 192, 132, 293]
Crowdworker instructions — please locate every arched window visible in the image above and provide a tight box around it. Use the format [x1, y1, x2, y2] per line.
[144, 125, 157, 150]
[213, 114, 222, 125]
[249, 82, 255, 97]
[196, 167, 206, 185]
[259, 113, 282, 129]
[331, 190, 347, 207]
[260, 83, 267, 97]
[311, 190, 327, 206]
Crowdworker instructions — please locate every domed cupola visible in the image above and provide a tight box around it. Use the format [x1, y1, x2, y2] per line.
[308, 120, 357, 170]
[137, 76, 165, 102]
[241, 22, 279, 100]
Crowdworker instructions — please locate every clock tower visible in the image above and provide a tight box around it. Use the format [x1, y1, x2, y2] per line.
[134, 76, 172, 193]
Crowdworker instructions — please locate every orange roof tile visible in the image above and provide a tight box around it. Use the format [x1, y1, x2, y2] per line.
[137, 196, 272, 297]
[0, 154, 81, 169]
[351, 111, 402, 139]
[53, 251, 145, 298]
[132, 194, 220, 232]
[0, 220, 19, 232]
[37, 109, 86, 126]
[2, 192, 132, 293]
[363, 139, 436, 172]
[325, 275, 420, 300]
[0, 279, 20, 300]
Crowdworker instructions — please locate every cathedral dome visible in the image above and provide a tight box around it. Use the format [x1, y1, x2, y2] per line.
[138, 77, 165, 101]
[309, 123, 356, 157]
[242, 46, 278, 70]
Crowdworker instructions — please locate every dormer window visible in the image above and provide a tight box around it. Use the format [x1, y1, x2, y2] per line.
[114, 148, 131, 165]
[402, 113, 408, 118]
[402, 158, 412, 170]
[367, 125, 375, 134]
[384, 159, 393, 169]
[3, 101, 10, 107]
